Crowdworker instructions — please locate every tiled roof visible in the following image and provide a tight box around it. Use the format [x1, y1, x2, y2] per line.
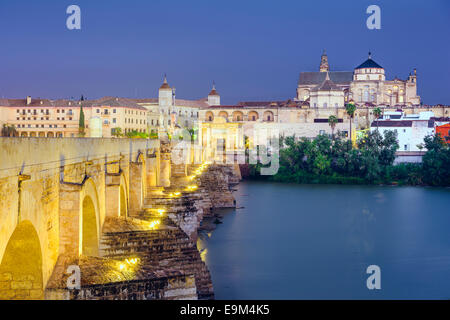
[92, 97, 147, 110]
[311, 79, 340, 92]
[355, 58, 383, 69]
[0, 97, 147, 110]
[298, 71, 353, 85]
[174, 99, 209, 108]
[131, 98, 158, 104]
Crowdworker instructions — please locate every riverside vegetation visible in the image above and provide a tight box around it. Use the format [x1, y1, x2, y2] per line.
[249, 130, 450, 187]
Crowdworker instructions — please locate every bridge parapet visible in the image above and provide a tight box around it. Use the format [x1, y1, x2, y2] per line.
[0, 138, 160, 299]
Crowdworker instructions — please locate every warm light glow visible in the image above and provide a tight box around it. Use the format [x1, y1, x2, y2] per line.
[186, 185, 198, 191]
[119, 263, 125, 270]
[148, 219, 161, 229]
[157, 209, 165, 215]
[126, 258, 139, 265]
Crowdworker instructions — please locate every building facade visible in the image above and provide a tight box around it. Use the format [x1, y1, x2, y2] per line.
[0, 96, 147, 138]
[297, 51, 420, 107]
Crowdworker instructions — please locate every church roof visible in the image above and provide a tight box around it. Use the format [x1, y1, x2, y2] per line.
[311, 72, 341, 92]
[298, 71, 353, 85]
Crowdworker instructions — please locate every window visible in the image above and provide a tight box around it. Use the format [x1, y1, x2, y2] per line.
[404, 144, 408, 151]
[113, 109, 116, 113]
[323, 103, 327, 108]
[97, 109, 100, 113]
[319, 130, 325, 135]
[113, 118, 116, 123]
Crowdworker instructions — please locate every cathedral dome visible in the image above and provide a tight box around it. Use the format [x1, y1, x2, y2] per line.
[355, 52, 383, 70]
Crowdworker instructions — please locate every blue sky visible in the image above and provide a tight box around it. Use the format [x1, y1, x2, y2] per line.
[0, 0, 449, 104]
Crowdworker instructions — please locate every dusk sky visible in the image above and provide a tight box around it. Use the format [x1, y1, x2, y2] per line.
[0, 0, 449, 104]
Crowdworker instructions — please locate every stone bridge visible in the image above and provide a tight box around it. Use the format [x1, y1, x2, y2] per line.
[0, 137, 240, 300]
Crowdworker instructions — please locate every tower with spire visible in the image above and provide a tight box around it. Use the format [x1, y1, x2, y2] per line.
[319, 50, 329, 72]
[158, 74, 173, 109]
[207, 81, 220, 106]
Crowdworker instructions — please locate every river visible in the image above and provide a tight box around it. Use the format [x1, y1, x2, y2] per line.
[197, 181, 450, 299]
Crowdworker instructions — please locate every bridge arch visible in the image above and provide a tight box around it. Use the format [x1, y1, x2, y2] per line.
[80, 178, 100, 256]
[119, 172, 128, 217]
[0, 220, 43, 300]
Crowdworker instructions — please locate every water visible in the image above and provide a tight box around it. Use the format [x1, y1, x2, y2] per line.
[197, 181, 450, 299]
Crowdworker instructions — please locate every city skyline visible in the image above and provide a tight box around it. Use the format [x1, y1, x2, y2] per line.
[0, 0, 449, 104]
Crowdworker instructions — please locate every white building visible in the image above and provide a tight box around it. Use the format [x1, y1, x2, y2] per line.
[370, 111, 435, 152]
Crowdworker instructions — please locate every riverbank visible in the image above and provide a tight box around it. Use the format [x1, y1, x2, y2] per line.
[245, 132, 450, 187]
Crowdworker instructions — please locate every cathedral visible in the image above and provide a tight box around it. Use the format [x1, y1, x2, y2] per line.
[296, 51, 421, 107]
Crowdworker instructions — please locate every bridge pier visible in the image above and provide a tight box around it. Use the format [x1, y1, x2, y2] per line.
[145, 153, 158, 189]
[59, 183, 82, 257]
[129, 155, 145, 217]
[105, 173, 121, 218]
[159, 152, 171, 187]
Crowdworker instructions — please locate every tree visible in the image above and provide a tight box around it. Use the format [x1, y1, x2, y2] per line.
[422, 134, 450, 186]
[373, 107, 382, 131]
[1, 124, 18, 137]
[328, 115, 338, 139]
[111, 127, 123, 137]
[78, 105, 85, 137]
[345, 103, 357, 141]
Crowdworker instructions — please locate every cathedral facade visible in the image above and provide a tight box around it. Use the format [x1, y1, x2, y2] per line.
[297, 51, 420, 107]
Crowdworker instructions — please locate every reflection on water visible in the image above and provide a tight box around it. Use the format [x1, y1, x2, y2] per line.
[198, 181, 450, 299]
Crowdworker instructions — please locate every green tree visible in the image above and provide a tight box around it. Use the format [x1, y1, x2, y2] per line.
[125, 130, 149, 139]
[345, 103, 357, 141]
[328, 115, 338, 139]
[78, 105, 85, 137]
[373, 107, 382, 131]
[422, 134, 450, 186]
[111, 127, 123, 137]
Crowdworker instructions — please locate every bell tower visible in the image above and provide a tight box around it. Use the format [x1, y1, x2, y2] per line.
[319, 50, 329, 72]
